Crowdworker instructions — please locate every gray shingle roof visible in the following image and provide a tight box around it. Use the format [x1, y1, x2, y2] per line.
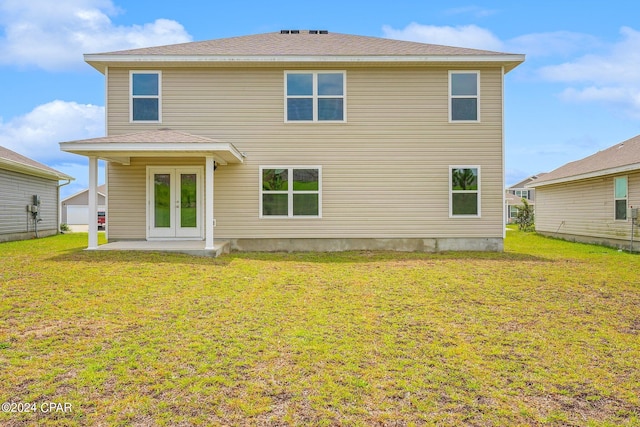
[95, 31, 513, 57]
[62, 129, 227, 145]
[531, 135, 640, 186]
[0, 145, 73, 180]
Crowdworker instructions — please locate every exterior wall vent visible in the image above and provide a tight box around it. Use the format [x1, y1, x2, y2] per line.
[281, 29, 328, 35]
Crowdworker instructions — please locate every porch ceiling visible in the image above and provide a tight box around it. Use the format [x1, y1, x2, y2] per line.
[59, 129, 245, 165]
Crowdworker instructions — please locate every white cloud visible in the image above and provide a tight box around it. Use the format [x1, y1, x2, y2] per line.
[537, 26, 640, 116]
[381, 22, 504, 51]
[539, 27, 640, 84]
[0, 0, 192, 71]
[507, 31, 600, 58]
[0, 100, 104, 164]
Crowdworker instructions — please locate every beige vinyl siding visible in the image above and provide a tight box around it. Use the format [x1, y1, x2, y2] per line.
[107, 157, 204, 240]
[106, 65, 504, 240]
[535, 171, 640, 241]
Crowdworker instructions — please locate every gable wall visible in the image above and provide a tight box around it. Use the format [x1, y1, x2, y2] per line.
[106, 65, 505, 241]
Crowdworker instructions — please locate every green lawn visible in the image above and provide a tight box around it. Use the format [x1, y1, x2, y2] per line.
[0, 231, 638, 426]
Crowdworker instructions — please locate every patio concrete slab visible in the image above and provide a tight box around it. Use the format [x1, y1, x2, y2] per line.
[92, 240, 230, 257]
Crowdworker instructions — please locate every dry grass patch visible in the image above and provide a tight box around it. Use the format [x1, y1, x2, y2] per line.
[0, 231, 638, 426]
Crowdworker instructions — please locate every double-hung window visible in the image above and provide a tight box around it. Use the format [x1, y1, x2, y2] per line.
[131, 71, 161, 122]
[614, 176, 628, 220]
[261, 167, 321, 218]
[449, 71, 479, 122]
[285, 71, 345, 122]
[450, 166, 480, 217]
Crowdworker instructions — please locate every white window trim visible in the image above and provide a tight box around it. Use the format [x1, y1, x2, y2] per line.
[449, 70, 480, 123]
[130, 70, 162, 123]
[259, 166, 323, 218]
[449, 165, 481, 218]
[614, 176, 628, 221]
[284, 71, 346, 123]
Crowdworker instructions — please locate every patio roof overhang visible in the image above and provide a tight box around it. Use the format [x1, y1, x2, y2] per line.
[59, 129, 245, 165]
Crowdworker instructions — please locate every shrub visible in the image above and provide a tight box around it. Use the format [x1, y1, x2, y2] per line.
[515, 198, 535, 231]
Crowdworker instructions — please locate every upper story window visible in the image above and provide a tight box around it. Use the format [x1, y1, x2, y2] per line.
[513, 189, 529, 199]
[449, 71, 479, 122]
[614, 176, 627, 220]
[131, 71, 161, 122]
[285, 71, 345, 122]
[450, 166, 480, 217]
[260, 166, 322, 218]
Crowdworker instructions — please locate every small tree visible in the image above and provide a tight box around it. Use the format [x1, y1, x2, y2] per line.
[515, 198, 535, 231]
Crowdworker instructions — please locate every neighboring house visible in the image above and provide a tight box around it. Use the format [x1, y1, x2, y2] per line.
[61, 184, 107, 231]
[528, 135, 640, 251]
[0, 146, 73, 242]
[60, 30, 524, 253]
[504, 174, 545, 224]
[504, 191, 533, 224]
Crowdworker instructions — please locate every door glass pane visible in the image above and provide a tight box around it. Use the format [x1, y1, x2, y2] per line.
[180, 173, 197, 228]
[154, 174, 171, 228]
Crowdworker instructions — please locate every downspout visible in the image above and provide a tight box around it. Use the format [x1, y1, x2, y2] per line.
[58, 179, 72, 233]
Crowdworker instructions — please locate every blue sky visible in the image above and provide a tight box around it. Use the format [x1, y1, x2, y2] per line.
[1, 0, 639, 197]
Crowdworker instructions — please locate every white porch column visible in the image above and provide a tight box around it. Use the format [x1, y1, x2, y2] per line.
[88, 156, 99, 249]
[205, 156, 215, 250]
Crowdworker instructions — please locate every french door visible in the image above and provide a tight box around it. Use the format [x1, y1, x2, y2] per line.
[148, 167, 202, 239]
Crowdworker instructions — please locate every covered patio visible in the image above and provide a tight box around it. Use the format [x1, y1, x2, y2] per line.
[60, 129, 244, 255]
[94, 239, 231, 257]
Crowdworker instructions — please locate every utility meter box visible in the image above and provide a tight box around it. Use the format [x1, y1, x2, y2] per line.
[631, 208, 639, 220]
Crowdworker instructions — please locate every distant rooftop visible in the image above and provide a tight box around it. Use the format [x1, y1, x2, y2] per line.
[530, 134, 640, 187]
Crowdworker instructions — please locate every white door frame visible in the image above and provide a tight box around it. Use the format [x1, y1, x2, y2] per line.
[146, 166, 204, 240]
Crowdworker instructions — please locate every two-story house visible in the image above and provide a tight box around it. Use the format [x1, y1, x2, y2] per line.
[505, 174, 545, 224]
[60, 30, 524, 255]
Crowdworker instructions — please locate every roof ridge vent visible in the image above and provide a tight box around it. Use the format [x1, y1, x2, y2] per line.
[309, 30, 329, 34]
[280, 30, 300, 34]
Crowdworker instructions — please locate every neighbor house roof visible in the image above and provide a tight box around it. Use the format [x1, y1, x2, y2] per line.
[85, 31, 525, 73]
[505, 192, 533, 205]
[529, 135, 640, 187]
[508, 173, 547, 189]
[61, 184, 106, 204]
[0, 145, 74, 181]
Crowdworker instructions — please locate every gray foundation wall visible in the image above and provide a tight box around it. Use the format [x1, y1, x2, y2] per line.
[230, 237, 503, 253]
[537, 231, 639, 253]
